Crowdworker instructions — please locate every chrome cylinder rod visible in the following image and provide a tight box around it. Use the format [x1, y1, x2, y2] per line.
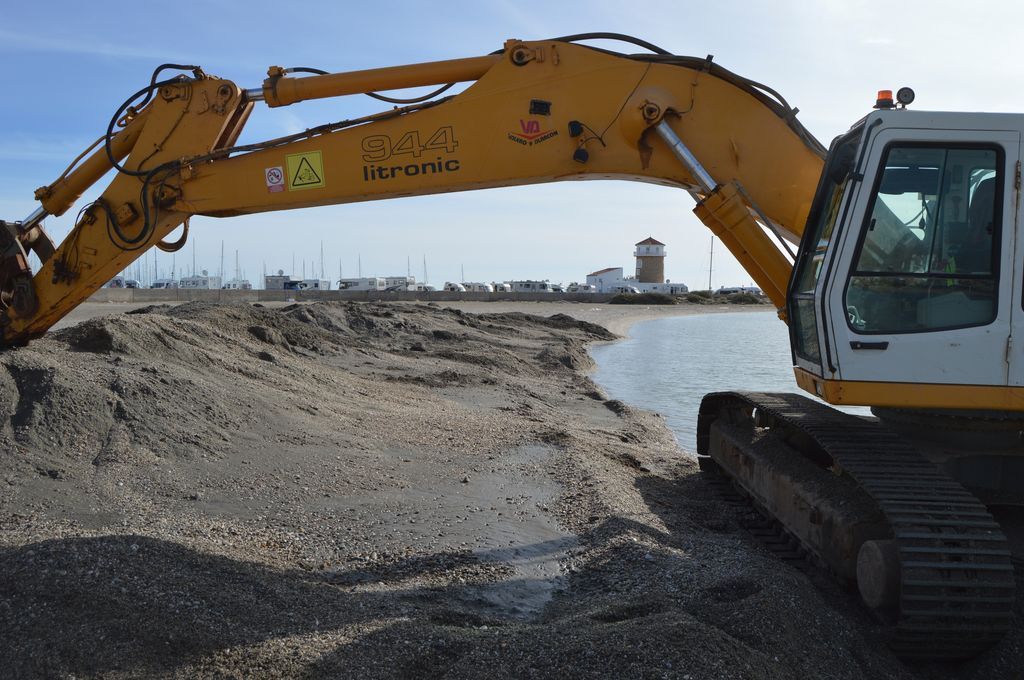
[19, 206, 47, 232]
[654, 120, 717, 194]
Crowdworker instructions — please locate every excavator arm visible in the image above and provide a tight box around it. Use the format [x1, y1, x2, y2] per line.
[2, 35, 825, 346]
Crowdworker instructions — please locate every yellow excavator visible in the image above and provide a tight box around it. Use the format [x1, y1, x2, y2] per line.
[3, 33, 1020, 660]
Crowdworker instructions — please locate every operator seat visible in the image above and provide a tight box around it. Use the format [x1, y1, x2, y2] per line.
[959, 177, 996, 273]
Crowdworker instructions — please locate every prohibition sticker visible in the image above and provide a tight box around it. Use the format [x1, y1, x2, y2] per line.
[265, 166, 285, 193]
[285, 151, 325, 191]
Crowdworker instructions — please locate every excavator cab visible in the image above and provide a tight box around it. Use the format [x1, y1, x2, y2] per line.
[696, 109, 1023, 660]
[788, 110, 1021, 411]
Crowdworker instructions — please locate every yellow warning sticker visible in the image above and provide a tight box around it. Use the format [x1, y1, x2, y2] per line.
[285, 151, 325, 191]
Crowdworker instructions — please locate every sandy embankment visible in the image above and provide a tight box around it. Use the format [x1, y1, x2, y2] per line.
[0, 300, 1019, 679]
[55, 298, 765, 338]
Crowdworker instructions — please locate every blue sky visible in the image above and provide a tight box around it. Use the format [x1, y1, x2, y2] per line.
[3, 1, 1023, 287]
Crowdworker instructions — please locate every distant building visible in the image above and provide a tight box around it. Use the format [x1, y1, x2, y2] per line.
[586, 266, 687, 295]
[265, 270, 302, 290]
[586, 237, 688, 294]
[634, 237, 666, 283]
[586, 267, 624, 292]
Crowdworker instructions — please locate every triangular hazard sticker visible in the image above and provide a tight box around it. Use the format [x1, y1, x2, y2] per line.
[285, 151, 325, 191]
[292, 157, 322, 186]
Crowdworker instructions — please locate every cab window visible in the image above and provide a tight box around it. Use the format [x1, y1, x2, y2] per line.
[845, 145, 1001, 334]
[789, 129, 860, 364]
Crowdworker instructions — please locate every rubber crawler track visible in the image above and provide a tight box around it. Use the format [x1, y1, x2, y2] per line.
[704, 474, 853, 598]
[697, 391, 1016, 660]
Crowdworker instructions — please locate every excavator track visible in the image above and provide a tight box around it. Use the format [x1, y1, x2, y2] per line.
[697, 392, 1016, 660]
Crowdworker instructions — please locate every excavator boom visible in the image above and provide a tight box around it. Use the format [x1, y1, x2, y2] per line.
[2, 36, 824, 345]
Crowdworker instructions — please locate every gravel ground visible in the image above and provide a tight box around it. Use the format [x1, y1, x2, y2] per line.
[0, 301, 1019, 679]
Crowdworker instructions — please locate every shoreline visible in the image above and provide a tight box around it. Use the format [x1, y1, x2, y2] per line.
[53, 298, 774, 338]
[422, 299, 773, 338]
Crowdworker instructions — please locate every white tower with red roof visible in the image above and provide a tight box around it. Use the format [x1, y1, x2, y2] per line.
[634, 237, 666, 283]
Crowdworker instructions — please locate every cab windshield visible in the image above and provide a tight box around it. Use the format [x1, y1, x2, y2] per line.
[845, 144, 1000, 333]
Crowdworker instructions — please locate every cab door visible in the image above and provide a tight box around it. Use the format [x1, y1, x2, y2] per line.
[825, 126, 1019, 387]
[1007, 136, 1024, 386]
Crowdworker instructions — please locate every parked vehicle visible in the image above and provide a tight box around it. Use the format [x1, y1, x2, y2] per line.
[463, 282, 493, 292]
[338, 277, 386, 291]
[714, 285, 762, 296]
[105, 276, 140, 289]
[509, 280, 552, 293]
[567, 283, 598, 293]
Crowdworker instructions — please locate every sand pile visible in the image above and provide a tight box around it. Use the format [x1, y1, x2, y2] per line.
[0, 301, 1019, 678]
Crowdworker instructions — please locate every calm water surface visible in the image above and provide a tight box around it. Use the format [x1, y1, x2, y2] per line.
[591, 311, 822, 454]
